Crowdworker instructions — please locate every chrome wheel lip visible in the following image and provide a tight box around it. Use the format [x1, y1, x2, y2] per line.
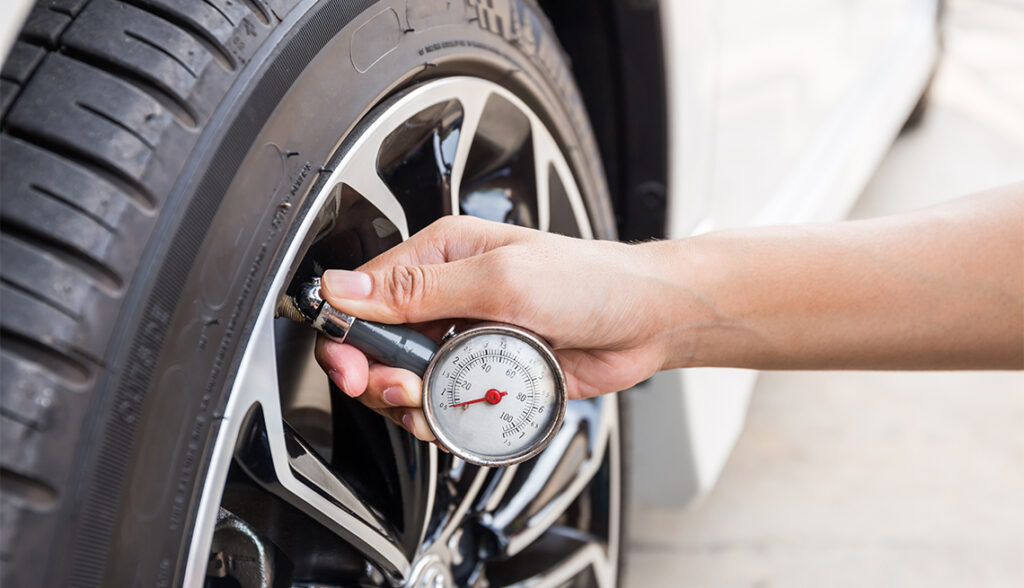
[184, 76, 618, 586]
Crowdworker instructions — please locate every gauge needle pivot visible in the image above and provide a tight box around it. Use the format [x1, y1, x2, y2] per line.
[452, 388, 507, 408]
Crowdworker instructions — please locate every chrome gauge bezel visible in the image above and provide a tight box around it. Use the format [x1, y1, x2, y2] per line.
[422, 323, 567, 467]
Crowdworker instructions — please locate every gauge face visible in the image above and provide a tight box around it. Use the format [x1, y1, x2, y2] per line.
[423, 325, 565, 466]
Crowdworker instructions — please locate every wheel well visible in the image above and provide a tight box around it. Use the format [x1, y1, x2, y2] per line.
[538, 0, 669, 240]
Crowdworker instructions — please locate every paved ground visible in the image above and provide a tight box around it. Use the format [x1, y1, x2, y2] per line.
[625, 1, 1024, 586]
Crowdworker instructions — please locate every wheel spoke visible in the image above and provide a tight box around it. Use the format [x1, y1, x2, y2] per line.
[386, 418, 438, 555]
[429, 463, 489, 550]
[504, 530, 614, 588]
[531, 125, 555, 233]
[478, 463, 520, 512]
[449, 90, 490, 217]
[334, 151, 411, 241]
[185, 307, 281, 586]
[231, 313, 411, 580]
[529, 123, 593, 239]
[480, 397, 615, 557]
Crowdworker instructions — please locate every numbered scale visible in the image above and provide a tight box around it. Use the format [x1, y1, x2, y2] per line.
[423, 324, 565, 466]
[280, 279, 567, 467]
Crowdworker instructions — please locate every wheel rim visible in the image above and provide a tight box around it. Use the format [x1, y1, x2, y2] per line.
[185, 77, 620, 587]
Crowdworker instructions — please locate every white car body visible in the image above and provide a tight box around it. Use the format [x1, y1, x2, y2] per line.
[1, 0, 940, 506]
[638, 0, 940, 505]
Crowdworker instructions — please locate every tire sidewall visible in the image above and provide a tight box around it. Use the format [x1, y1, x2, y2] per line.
[86, 1, 615, 585]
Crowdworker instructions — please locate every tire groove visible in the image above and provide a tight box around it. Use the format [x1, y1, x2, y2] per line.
[238, 0, 271, 25]
[2, 40, 50, 96]
[59, 46, 200, 129]
[0, 220, 125, 292]
[119, 0, 238, 71]
[47, 5, 75, 17]
[28, 183, 118, 233]
[201, 0, 235, 26]
[0, 276, 80, 321]
[0, 329, 92, 385]
[75, 100, 157, 150]
[0, 467, 58, 510]
[123, 29, 198, 77]
[0, 82, 24, 118]
[4, 123, 157, 212]
[0, 408, 41, 431]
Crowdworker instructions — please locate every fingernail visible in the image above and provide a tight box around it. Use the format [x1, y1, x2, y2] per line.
[322, 270, 372, 299]
[382, 386, 405, 406]
[328, 370, 360, 398]
[401, 412, 414, 432]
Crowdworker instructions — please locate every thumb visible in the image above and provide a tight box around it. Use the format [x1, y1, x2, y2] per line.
[320, 253, 510, 325]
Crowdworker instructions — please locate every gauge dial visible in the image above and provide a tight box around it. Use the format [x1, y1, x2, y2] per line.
[422, 325, 566, 466]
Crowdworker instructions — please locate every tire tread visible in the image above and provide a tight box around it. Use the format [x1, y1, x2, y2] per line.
[0, 0, 279, 583]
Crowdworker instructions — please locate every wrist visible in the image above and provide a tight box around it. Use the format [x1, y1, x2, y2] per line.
[626, 238, 714, 370]
[639, 235, 749, 370]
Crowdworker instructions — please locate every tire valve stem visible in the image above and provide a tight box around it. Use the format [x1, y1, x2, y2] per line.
[275, 278, 356, 342]
[274, 294, 308, 323]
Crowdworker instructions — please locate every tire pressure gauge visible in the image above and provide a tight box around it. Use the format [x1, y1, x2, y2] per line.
[422, 324, 566, 466]
[280, 279, 567, 467]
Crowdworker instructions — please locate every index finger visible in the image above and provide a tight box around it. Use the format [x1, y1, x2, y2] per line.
[358, 216, 521, 272]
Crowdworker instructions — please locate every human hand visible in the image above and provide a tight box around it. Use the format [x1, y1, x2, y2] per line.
[314, 215, 675, 441]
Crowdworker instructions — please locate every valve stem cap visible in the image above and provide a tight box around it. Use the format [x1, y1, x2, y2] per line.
[276, 278, 327, 324]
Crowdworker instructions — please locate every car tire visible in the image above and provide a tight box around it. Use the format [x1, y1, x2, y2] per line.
[1, 0, 624, 586]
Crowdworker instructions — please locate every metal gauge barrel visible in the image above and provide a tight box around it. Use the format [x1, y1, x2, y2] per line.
[421, 324, 567, 467]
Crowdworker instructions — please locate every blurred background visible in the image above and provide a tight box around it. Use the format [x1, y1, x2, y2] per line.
[626, 0, 1024, 585]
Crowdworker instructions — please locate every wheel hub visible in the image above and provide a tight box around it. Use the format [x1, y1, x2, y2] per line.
[407, 554, 454, 588]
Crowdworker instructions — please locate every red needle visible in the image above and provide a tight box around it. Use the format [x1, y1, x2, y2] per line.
[452, 388, 507, 408]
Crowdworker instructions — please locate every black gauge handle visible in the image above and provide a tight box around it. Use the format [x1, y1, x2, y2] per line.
[288, 278, 438, 376]
[344, 319, 437, 376]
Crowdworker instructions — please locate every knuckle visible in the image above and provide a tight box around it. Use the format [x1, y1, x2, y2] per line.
[481, 249, 520, 316]
[424, 215, 461, 241]
[434, 215, 472, 244]
[384, 264, 432, 316]
[487, 248, 519, 291]
[433, 215, 460, 232]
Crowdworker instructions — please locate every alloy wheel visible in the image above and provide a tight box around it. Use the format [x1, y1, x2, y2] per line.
[187, 77, 621, 587]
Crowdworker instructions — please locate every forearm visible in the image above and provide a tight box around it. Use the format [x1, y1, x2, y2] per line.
[654, 186, 1024, 370]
